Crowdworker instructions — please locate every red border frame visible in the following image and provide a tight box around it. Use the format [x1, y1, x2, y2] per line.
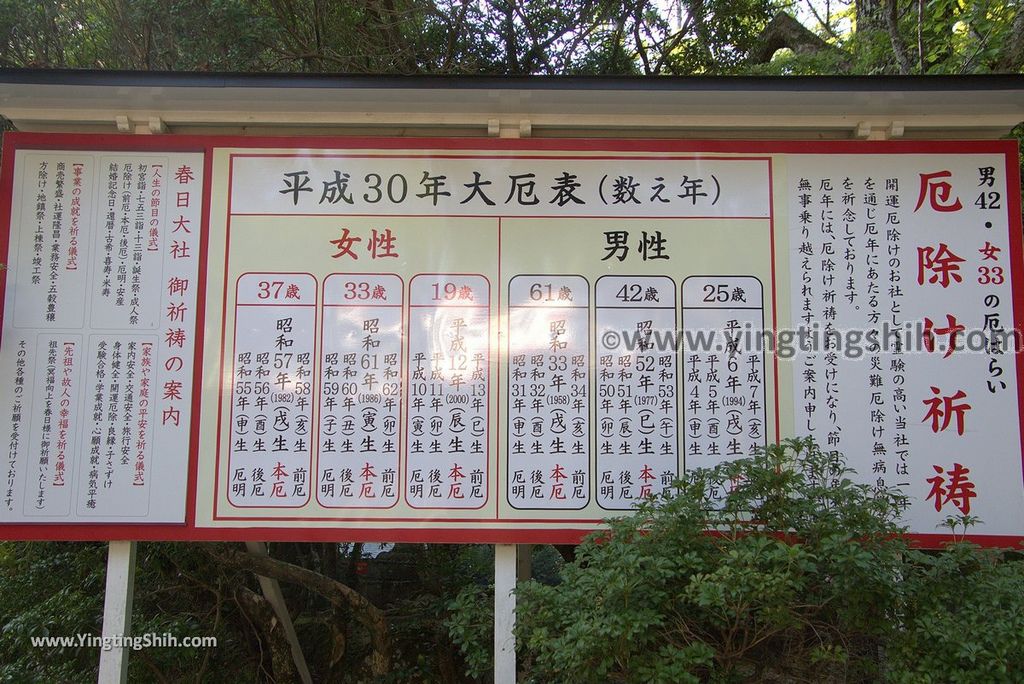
[505, 273, 593, 512]
[403, 273, 492, 511]
[0, 132, 1021, 549]
[315, 272, 404, 510]
[593, 274, 681, 512]
[679, 274, 770, 470]
[221, 271, 317, 510]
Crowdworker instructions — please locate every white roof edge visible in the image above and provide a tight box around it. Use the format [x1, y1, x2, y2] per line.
[2, 72, 1022, 138]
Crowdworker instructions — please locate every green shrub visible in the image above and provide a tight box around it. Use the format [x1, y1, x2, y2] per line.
[449, 438, 1024, 683]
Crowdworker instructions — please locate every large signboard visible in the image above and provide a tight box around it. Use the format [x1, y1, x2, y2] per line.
[1, 133, 1022, 545]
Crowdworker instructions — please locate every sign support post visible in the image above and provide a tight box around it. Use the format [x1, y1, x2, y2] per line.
[494, 544, 517, 684]
[493, 119, 526, 684]
[96, 120, 153, 684]
[97, 540, 137, 684]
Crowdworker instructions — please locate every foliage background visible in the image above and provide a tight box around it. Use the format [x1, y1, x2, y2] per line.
[0, 0, 1022, 75]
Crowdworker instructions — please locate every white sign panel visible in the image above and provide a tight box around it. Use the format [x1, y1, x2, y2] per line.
[1, 149, 202, 523]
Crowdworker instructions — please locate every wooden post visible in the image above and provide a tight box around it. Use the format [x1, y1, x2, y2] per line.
[494, 544, 517, 684]
[494, 115, 527, 684]
[97, 115, 150, 684]
[97, 541, 137, 683]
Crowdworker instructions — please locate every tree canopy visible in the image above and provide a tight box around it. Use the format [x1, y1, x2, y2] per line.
[0, 0, 1021, 75]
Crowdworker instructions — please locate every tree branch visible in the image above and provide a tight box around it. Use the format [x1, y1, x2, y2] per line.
[747, 12, 837, 64]
[883, 0, 914, 74]
[206, 545, 392, 677]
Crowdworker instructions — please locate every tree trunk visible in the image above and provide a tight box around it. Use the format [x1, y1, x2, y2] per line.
[207, 545, 392, 677]
[883, 0, 914, 74]
[235, 586, 301, 683]
[995, 5, 1024, 71]
[857, 0, 886, 32]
